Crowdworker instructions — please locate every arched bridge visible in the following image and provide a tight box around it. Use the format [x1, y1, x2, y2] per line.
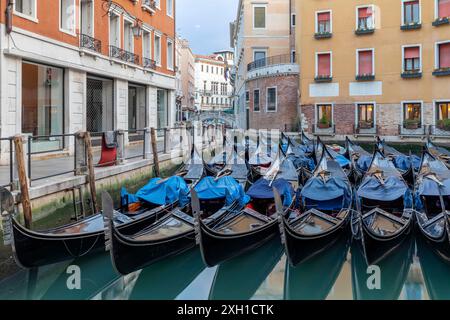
[198, 111, 236, 128]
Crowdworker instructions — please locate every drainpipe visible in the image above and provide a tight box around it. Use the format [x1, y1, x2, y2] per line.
[5, 0, 13, 35]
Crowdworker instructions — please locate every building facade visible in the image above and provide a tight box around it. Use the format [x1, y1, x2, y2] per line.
[194, 54, 233, 112]
[176, 37, 196, 121]
[230, 0, 299, 130]
[0, 0, 176, 159]
[297, 0, 450, 142]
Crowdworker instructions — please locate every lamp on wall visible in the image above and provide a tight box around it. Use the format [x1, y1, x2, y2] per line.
[132, 19, 143, 37]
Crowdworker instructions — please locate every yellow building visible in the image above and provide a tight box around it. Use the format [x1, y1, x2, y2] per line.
[297, 0, 450, 141]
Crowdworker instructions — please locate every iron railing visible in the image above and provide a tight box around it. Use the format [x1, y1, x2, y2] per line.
[109, 45, 140, 65]
[80, 34, 102, 53]
[398, 124, 428, 137]
[247, 54, 293, 72]
[143, 57, 157, 69]
[312, 124, 336, 135]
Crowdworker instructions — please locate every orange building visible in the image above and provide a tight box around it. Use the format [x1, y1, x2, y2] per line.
[0, 0, 176, 156]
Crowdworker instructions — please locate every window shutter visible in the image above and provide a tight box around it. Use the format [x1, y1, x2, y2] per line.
[358, 50, 373, 75]
[439, 0, 450, 18]
[318, 54, 331, 76]
[404, 47, 420, 59]
[439, 43, 450, 69]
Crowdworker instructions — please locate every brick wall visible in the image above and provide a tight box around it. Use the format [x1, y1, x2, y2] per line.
[247, 74, 299, 130]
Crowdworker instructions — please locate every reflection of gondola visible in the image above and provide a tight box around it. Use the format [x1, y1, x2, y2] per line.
[41, 252, 119, 300]
[129, 248, 205, 300]
[351, 233, 413, 300]
[208, 237, 283, 300]
[417, 235, 450, 300]
[352, 149, 413, 265]
[413, 151, 450, 262]
[279, 141, 352, 267]
[284, 233, 350, 300]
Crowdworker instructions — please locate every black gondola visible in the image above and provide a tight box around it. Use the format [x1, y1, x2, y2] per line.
[195, 153, 298, 267]
[344, 137, 373, 183]
[425, 138, 450, 169]
[413, 150, 450, 262]
[278, 140, 353, 266]
[352, 149, 414, 265]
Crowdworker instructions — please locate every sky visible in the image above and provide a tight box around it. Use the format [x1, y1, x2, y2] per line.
[176, 0, 239, 55]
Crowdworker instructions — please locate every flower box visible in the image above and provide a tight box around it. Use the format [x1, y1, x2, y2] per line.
[314, 32, 332, 39]
[355, 74, 375, 81]
[314, 75, 332, 83]
[359, 121, 374, 129]
[432, 17, 450, 26]
[355, 28, 375, 35]
[433, 68, 450, 77]
[318, 123, 331, 129]
[400, 23, 422, 30]
[403, 120, 420, 130]
[401, 71, 422, 79]
[437, 120, 450, 132]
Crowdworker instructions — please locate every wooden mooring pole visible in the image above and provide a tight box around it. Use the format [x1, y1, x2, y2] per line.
[151, 127, 160, 177]
[84, 132, 98, 213]
[13, 135, 32, 229]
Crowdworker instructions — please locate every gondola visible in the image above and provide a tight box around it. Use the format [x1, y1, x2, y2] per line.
[103, 170, 248, 275]
[284, 233, 350, 300]
[208, 237, 283, 300]
[376, 137, 419, 184]
[352, 149, 414, 265]
[344, 137, 373, 184]
[351, 233, 414, 300]
[247, 139, 274, 182]
[278, 141, 353, 266]
[425, 138, 450, 169]
[195, 153, 298, 267]
[413, 150, 450, 262]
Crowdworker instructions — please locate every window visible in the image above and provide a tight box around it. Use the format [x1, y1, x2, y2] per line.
[253, 90, 260, 112]
[403, 0, 420, 25]
[291, 13, 296, 27]
[253, 6, 266, 29]
[206, 65, 209, 73]
[403, 102, 422, 128]
[437, 0, 450, 19]
[124, 19, 134, 53]
[357, 6, 374, 30]
[155, 34, 162, 66]
[266, 87, 277, 112]
[253, 50, 267, 68]
[157, 89, 169, 129]
[291, 50, 296, 63]
[109, 13, 120, 48]
[316, 52, 331, 77]
[221, 68, 224, 75]
[80, 0, 94, 36]
[14, 0, 36, 20]
[317, 104, 332, 128]
[357, 104, 375, 128]
[357, 49, 374, 76]
[143, 30, 152, 59]
[317, 11, 331, 33]
[167, 0, 173, 17]
[436, 101, 450, 123]
[437, 42, 450, 69]
[203, 81, 207, 91]
[201, 65, 204, 72]
[60, 0, 76, 34]
[212, 82, 218, 94]
[245, 91, 250, 109]
[167, 39, 174, 70]
[403, 46, 421, 72]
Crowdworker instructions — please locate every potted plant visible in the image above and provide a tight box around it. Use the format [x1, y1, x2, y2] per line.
[437, 119, 450, 132]
[403, 119, 420, 129]
[359, 120, 373, 129]
[318, 115, 330, 129]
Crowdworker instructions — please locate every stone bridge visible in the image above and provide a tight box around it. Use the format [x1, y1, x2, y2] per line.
[198, 111, 236, 127]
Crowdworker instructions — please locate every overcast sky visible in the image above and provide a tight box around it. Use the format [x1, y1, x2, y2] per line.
[176, 0, 239, 55]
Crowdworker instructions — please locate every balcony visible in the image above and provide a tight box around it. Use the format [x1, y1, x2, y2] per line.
[246, 54, 299, 80]
[109, 45, 140, 65]
[247, 54, 293, 72]
[142, 0, 156, 14]
[80, 34, 102, 54]
[143, 57, 157, 70]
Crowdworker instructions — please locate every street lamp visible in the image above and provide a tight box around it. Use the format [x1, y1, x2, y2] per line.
[132, 20, 143, 37]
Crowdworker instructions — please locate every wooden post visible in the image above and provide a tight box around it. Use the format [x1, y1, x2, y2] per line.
[84, 132, 98, 213]
[151, 127, 160, 177]
[13, 135, 32, 229]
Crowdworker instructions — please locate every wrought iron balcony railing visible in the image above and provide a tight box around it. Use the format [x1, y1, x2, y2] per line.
[143, 57, 157, 69]
[247, 54, 293, 72]
[109, 45, 140, 65]
[80, 34, 101, 53]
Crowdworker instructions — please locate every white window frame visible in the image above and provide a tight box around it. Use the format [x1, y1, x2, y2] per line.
[401, 100, 424, 127]
[356, 48, 375, 76]
[435, 40, 450, 69]
[253, 48, 268, 62]
[80, 0, 95, 36]
[266, 87, 278, 113]
[315, 10, 333, 34]
[433, 99, 450, 124]
[355, 4, 376, 30]
[167, 0, 174, 18]
[142, 27, 152, 60]
[315, 51, 333, 78]
[13, 0, 38, 22]
[253, 4, 267, 30]
[354, 102, 377, 127]
[155, 0, 161, 10]
[109, 11, 121, 48]
[402, 44, 422, 73]
[154, 32, 162, 67]
[401, 0, 422, 26]
[315, 103, 334, 126]
[123, 16, 135, 53]
[253, 89, 260, 112]
[167, 38, 174, 71]
[59, 0, 77, 36]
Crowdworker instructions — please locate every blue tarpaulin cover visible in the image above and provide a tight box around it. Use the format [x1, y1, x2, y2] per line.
[194, 176, 249, 206]
[417, 178, 450, 196]
[357, 176, 408, 202]
[393, 155, 421, 171]
[301, 176, 352, 210]
[121, 176, 190, 207]
[246, 178, 294, 206]
[357, 155, 372, 172]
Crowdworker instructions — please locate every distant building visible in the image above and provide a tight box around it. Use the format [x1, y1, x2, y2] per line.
[194, 54, 233, 112]
[176, 37, 196, 122]
[230, 0, 299, 130]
